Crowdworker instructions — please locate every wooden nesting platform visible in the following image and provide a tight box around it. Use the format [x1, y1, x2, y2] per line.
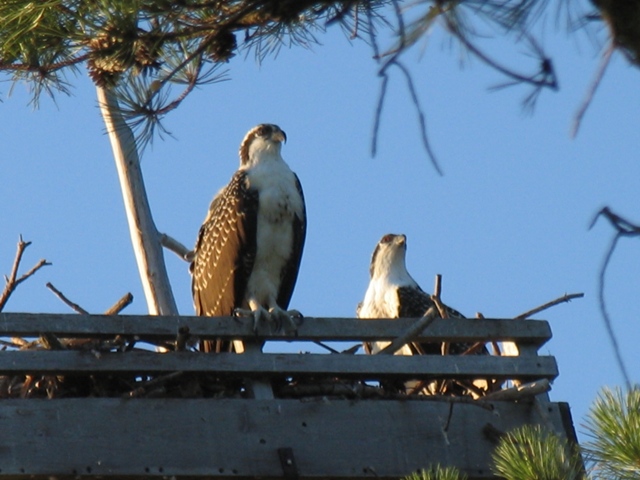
[0, 313, 578, 479]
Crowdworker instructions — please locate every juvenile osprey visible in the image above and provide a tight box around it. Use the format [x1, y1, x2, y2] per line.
[190, 124, 306, 352]
[357, 233, 465, 355]
[357, 233, 487, 396]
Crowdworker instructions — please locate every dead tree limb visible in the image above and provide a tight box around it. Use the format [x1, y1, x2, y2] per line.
[97, 87, 178, 316]
[0, 236, 50, 312]
[160, 233, 194, 262]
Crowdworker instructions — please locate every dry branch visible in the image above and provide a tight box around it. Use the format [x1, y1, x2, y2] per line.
[431, 274, 449, 319]
[571, 41, 615, 138]
[125, 371, 186, 398]
[105, 292, 134, 315]
[46, 282, 90, 314]
[0, 237, 50, 311]
[376, 306, 439, 355]
[431, 274, 451, 357]
[175, 326, 190, 352]
[514, 292, 584, 320]
[483, 379, 550, 401]
[40, 333, 65, 351]
[477, 312, 502, 356]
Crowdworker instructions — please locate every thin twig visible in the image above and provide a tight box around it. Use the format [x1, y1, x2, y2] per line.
[588, 206, 637, 388]
[0, 236, 50, 311]
[396, 61, 442, 175]
[477, 312, 502, 355]
[377, 306, 439, 355]
[431, 274, 449, 319]
[443, 14, 557, 91]
[125, 372, 186, 398]
[571, 40, 615, 138]
[590, 206, 640, 235]
[431, 274, 450, 359]
[45, 282, 90, 315]
[313, 340, 340, 354]
[514, 292, 585, 320]
[597, 233, 632, 390]
[433, 273, 442, 299]
[367, 2, 443, 174]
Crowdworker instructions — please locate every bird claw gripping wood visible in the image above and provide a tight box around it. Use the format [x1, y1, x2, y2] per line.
[233, 306, 269, 333]
[232, 306, 301, 335]
[272, 307, 303, 335]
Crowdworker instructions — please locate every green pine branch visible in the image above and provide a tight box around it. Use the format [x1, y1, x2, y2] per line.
[583, 386, 640, 480]
[492, 424, 584, 480]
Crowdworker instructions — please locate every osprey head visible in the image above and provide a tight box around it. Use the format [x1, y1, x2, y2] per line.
[239, 124, 287, 167]
[369, 233, 408, 279]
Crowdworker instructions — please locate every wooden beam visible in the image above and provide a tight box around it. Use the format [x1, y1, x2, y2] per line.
[0, 313, 552, 347]
[0, 350, 558, 380]
[0, 397, 575, 479]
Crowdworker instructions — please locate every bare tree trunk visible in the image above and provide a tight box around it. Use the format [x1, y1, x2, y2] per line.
[96, 86, 178, 316]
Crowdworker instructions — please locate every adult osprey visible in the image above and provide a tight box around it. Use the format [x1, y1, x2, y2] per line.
[190, 124, 306, 353]
[357, 233, 467, 355]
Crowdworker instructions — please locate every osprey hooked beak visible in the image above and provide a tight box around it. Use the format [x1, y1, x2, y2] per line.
[272, 129, 286, 144]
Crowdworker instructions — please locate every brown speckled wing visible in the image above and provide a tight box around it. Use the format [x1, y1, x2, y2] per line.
[397, 286, 436, 319]
[190, 170, 258, 318]
[396, 286, 481, 355]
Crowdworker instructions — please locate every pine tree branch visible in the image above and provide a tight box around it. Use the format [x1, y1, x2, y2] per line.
[571, 40, 615, 138]
[590, 206, 639, 390]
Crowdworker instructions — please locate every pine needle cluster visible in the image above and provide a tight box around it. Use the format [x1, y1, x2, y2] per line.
[583, 386, 640, 479]
[492, 424, 584, 480]
[0, 0, 385, 147]
[407, 465, 468, 480]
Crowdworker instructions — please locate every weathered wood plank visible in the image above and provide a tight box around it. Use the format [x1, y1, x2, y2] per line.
[0, 397, 575, 479]
[0, 350, 558, 380]
[0, 313, 552, 346]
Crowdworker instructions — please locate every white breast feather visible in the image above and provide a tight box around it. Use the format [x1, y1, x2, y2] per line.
[244, 159, 303, 307]
[358, 257, 418, 355]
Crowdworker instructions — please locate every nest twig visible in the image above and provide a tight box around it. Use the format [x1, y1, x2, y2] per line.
[0, 236, 50, 312]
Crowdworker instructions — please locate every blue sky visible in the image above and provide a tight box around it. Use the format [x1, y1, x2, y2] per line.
[2, 6, 639, 440]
